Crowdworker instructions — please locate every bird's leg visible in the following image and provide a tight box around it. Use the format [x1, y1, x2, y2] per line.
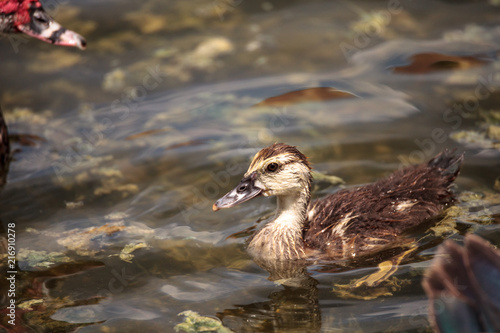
[351, 247, 416, 288]
[332, 245, 416, 300]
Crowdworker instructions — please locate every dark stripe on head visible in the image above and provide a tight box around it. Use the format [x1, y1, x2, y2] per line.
[249, 143, 311, 171]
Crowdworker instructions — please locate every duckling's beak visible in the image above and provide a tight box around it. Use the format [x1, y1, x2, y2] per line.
[213, 172, 262, 211]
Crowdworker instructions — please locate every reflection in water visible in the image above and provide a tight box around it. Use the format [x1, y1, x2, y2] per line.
[219, 259, 321, 333]
[220, 284, 321, 333]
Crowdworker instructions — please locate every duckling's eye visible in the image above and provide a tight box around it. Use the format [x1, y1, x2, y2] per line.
[266, 162, 279, 173]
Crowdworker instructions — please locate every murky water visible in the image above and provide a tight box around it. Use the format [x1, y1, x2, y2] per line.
[1, 0, 500, 332]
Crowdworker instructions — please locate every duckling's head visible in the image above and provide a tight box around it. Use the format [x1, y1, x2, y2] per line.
[213, 143, 312, 211]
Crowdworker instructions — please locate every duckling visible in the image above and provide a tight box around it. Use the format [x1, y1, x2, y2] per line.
[213, 143, 463, 262]
[0, 0, 86, 49]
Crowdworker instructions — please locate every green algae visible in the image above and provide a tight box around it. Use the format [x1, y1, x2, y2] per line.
[117, 242, 151, 263]
[175, 310, 233, 333]
[17, 249, 72, 269]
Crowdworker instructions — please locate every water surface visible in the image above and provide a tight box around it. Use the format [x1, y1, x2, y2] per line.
[1, 1, 500, 332]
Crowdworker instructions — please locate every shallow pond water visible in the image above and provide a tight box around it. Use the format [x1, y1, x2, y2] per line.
[1, 0, 500, 332]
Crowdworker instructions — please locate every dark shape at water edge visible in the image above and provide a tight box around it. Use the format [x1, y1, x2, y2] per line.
[422, 234, 500, 333]
[0, 106, 10, 188]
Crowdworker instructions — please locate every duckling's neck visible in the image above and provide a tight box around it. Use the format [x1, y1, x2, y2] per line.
[247, 187, 310, 260]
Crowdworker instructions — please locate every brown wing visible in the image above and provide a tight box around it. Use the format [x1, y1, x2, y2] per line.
[422, 235, 500, 333]
[304, 150, 463, 259]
